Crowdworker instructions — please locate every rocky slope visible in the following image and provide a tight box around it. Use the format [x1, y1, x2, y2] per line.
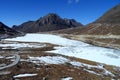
[0, 22, 22, 39]
[13, 13, 83, 33]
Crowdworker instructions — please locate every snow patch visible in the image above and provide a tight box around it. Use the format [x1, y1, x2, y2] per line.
[70, 61, 115, 77]
[28, 56, 69, 65]
[61, 77, 73, 80]
[0, 55, 4, 58]
[13, 73, 37, 78]
[27, 56, 114, 77]
[0, 43, 44, 49]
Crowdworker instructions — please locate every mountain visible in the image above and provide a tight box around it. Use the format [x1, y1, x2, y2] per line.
[96, 4, 120, 24]
[0, 22, 22, 39]
[85, 4, 120, 35]
[53, 4, 120, 49]
[78, 4, 120, 35]
[57, 4, 120, 35]
[12, 13, 83, 33]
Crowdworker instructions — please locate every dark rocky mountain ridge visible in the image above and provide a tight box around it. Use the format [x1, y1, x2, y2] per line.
[0, 22, 22, 39]
[13, 13, 83, 33]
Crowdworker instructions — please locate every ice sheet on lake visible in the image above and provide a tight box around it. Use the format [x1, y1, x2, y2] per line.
[5, 33, 120, 66]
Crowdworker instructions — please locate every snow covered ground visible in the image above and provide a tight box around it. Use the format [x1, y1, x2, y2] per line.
[28, 56, 69, 65]
[0, 55, 4, 58]
[5, 34, 89, 46]
[26, 56, 114, 77]
[0, 42, 45, 49]
[5, 33, 120, 66]
[49, 46, 120, 66]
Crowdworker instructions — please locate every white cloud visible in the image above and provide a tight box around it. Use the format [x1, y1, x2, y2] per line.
[68, 0, 79, 4]
[75, 0, 79, 3]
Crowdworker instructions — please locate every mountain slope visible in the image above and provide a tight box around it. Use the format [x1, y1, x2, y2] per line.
[13, 13, 83, 33]
[77, 4, 120, 35]
[0, 22, 21, 39]
[53, 4, 120, 49]
[96, 4, 120, 23]
[56, 4, 120, 35]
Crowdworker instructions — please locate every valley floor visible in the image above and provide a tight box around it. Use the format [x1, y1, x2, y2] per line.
[0, 33, 120, 80]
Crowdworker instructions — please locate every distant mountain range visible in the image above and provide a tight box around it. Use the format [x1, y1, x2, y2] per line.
[57, 4, 120, 35]
[12, 13, 83, 33]
[0, 22, 21, 39]
[0, 4, 120, 39]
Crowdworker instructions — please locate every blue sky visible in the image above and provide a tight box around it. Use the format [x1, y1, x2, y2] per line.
[0, 0, 119, 27]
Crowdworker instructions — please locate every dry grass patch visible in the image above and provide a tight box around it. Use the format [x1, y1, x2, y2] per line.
[0, 62, 112, 80]
[69, 57, 98, 66]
